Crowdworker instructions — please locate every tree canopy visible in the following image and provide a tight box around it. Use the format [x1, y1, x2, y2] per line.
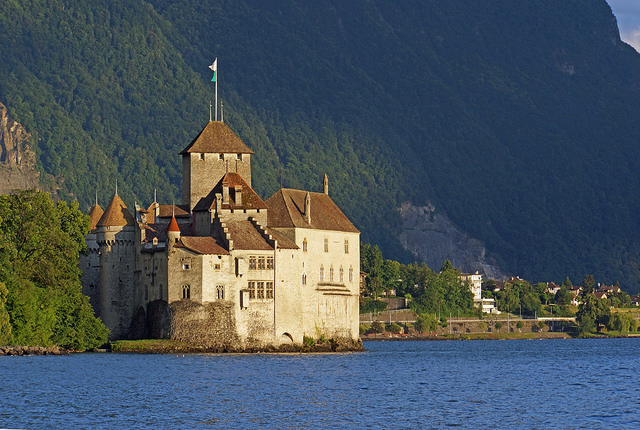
[0, 190, 108, 350]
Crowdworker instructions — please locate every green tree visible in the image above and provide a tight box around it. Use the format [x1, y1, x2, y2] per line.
[415, 313, 438, 334]
[576, 294, 610, 334]
[0, 190, 108, 349]
[610, 313, 637, 334]
[582, 274, 595, 297]
[0, 282, 11, 345]
[555, 285, 572, 306]
[561, 276, 573, 287]
[494, 321, 503, 332]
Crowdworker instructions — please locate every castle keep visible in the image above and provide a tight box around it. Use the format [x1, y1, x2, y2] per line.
[81, 121, 360, 348]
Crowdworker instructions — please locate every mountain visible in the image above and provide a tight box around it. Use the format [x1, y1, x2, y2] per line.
[1, 0, 640, 290]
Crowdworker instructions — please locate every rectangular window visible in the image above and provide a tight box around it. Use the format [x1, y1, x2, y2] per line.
[249, 256, 257, 270]
[257, 256, 266, 270]
[324, 238, 328, 253]
[182, 263, 190, 270]
[248, 281, 256, 299]
[266, 282, 274, 299]
[266, 256, 274, 270]
[213, 263, 221, 270]
[344, 239, 349, 254]
[257, 281, 265, 299]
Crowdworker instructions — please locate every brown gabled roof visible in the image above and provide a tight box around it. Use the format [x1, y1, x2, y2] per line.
[88, 204, 104, 232]
[96, 194, 134, 227]
[180, 121, 253, 155]
[266, 188, 359, 233]
[155, 204, 190, 218]
[266, 227, 299, 249]
[176, 236, 229, 255]
[225, 220, 274, 250]
[193, 172, 268, 212]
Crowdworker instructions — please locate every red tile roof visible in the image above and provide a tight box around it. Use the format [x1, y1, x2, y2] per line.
[266, 189, 359, 233]
[96, 194, 134, 227]
[193, 172, 268, 211]
[176, 236, 229, 255]
[167, 216, 180, 232]
[180, 121, 253, 155]
[225, 219, 274, 250]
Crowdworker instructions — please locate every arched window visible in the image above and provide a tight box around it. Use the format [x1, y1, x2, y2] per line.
[216, 285, 225, 300]
[302, 272, 307, 285]
[320, 265, 324, 281]
[339, 267, 344, 282]
[330, 266, 334, 281]
[182, 284, 190, 299]
[349, 267, 354, 282]
[303, 238, 308, 252]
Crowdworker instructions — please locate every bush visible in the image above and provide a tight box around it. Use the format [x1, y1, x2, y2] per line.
[361, 298, 388, 314]
[386, 323, 403, 334]
[494, 322, 503, 332]
[415, 313, 438, 333]
[370, 321, 384, 333]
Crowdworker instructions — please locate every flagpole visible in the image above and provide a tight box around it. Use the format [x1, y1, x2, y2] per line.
[215, 72, 218, 121]
[209, 58, 218, 121]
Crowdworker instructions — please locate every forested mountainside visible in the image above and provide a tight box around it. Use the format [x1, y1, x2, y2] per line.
[1, 0, 640, 290]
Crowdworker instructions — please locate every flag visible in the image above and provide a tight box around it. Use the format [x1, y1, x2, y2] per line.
[209, 58, 217, 82]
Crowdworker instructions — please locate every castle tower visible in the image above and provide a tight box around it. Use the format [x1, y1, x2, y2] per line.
[167, 215, 180, 250]
[180, 121, 254, 211]
[95, 193, 136, 340]
[80, 203, 104, 314]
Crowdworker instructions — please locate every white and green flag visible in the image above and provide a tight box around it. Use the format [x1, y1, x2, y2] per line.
[209, 58, 217, 82]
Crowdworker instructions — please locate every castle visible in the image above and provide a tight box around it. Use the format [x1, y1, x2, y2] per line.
[80, 121, 360, 348]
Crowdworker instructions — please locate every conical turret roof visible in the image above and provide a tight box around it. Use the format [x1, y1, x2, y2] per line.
[88, 204, 104, 232]
[167, 215, 180, 233]
[96, 194, 135, 227]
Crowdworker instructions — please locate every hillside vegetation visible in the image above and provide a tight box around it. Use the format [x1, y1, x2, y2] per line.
[1, 1, 640, 290]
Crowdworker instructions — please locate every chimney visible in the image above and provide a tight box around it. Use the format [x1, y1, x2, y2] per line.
[234, 185, 242, 206]
[304, 192, 311, 224]
[323, 173, 328, 195]
[222, 182, 229, 205]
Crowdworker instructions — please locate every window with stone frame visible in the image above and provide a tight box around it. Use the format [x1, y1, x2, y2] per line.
[330, 266, 334, 281]
[349, 267, 354, 282]
[257, 256, 266, 270]
[216, 285, 225, 300]
[266, 282, 274, 299]
[340, 267, 344, 282]
[324, 238, 328, 253]
[266, 256, 274, 270]
[257, 281, 265, 299]
[248, 281, 256, 299]
[320, 265, 324, 281]
[249, 256, 257, 270]
[344, 239, 349, 254]
[182, 284, 190, 299]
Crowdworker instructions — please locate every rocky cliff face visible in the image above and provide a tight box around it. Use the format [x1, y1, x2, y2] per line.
[398, 201, 507, 280]
[0, 101, 40, 193]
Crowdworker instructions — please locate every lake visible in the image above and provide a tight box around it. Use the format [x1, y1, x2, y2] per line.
[1, 338, 639, 429]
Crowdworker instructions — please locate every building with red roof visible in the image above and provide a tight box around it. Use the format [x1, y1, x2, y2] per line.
[81, 119, 360, 347]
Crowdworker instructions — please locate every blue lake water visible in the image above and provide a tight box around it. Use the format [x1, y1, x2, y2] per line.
[1, 338, 639, 429]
